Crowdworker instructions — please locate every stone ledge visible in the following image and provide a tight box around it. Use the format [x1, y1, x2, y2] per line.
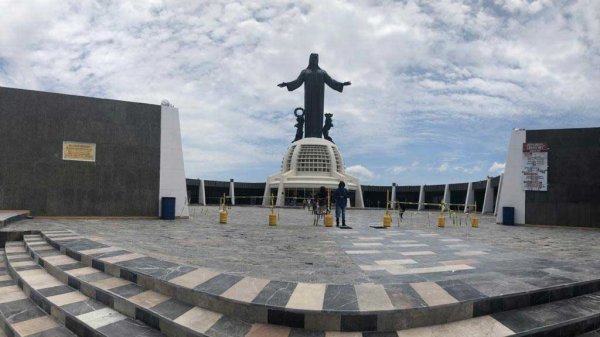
[0, 211, 29, 228]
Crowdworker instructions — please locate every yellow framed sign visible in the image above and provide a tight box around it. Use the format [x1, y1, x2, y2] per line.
[62, 141, 96, 162]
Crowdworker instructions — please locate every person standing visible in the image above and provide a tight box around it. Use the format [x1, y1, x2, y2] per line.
[316, 186, 327, 214]
[398, 203, 404, 221]
[333, 181, 349, 227]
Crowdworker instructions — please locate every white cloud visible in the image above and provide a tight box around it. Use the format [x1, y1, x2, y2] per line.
[453, 164, 483, 174]
[389, 161, 421, 174]
[0, 1, 598, 183]
[391, 166, 408, 173]
[489, 161, 506, 174]
[346, 165, 375, 181]
[437, 163, 449, 172]
[494, 0, 550, 14]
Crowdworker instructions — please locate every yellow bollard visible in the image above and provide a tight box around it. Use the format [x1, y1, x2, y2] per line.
[219, 193, 228, 224]
[383, 189, 391, 228]
[383, 212, 392, 228]
[268, 193, 277, 226]
[324, 190, 334, 227]
[325, 213, 334, 227]
[438, 214, 445, 228]
[471, 215, 479, 228]
[269, 211, 277, 226]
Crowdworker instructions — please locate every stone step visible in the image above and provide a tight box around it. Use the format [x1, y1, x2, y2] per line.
[0, 249, 76, 337]
[11, 237, 600, 337]
[34, 229, 600, 333]
[22, 234, 292, 337]
[0, 210, 29, 228]
[4, 242, 166, 337]
[396, 292, 600, 336]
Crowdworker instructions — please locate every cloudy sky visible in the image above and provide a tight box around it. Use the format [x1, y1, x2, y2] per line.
[1, 0, 599, 185]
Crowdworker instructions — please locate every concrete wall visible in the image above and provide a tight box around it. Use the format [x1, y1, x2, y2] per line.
[525, 127, 600, 227]
[0, 87, 161, 216]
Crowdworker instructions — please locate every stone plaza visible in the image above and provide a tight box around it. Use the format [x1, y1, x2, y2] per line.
[1, 207, 599, 336]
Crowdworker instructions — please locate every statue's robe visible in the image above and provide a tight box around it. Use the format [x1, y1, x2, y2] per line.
[285, 67, 344, 138]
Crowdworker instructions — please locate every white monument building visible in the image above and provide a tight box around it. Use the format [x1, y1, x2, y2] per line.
[262, 137, 364, 207]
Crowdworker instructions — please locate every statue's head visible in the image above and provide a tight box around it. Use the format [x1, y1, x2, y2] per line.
[325, 113, 333, 119]
[309, 53, 319, 68]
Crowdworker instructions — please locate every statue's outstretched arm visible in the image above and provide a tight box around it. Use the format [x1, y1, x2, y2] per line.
[324, 72, 349, 92]
[278, 71, 305, 91]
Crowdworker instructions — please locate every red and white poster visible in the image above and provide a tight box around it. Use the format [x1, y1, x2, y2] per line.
[522, 143, 548, 191]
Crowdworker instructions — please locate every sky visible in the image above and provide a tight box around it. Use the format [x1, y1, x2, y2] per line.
[1, 0, 599, 185]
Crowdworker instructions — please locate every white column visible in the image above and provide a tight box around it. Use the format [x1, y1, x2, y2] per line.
[390, 183, 397, 209]
[159, 105, 189, 218]
[275, 181, 285, 207]
[482, 177, 494, 214]
[229, 179, 235, 205]
[495, 129, 526, 224]
[355, 185, 365, 208]
[494, 174, 504, 216]
[464, 182, 474, 213]
[417, 185, 425, 211]
[199, 179, 206, 206]
[442, 184, 450, 205]
[262, 181, 271, 207]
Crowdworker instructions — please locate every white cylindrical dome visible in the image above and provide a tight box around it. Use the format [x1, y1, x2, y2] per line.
[281, 138, 345, 175]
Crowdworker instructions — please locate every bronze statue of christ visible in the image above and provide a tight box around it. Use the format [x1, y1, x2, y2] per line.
[278, 53, 351, 138]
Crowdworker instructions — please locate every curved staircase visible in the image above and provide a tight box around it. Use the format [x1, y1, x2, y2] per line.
[0, 229, 599, 336]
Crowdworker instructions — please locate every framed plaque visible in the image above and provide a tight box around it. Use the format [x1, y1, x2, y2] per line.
[62, 141, 96, 162]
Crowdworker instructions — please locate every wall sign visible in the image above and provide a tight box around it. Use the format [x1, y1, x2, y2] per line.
[63, 141, 96, 162]
[522, 142, 548, 191]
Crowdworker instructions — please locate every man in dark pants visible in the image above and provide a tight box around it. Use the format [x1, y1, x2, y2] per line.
[333, 181, 349, 227]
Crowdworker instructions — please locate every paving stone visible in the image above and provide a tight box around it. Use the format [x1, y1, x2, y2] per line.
[128, 290, 170, 309]
[205, 315, 252, 337]
[323, 285, 359, 311]
[47, 291, 88, 306]
[169, 267, 220, 288]
[410, 282, 458, 306]
[11, 315, 60, 336]
[221, 277, 269, 303]
[287, 283, 326, 310]
[62, 299, 106, 316]
[396, 315, 513, 336]
[173, 306, 222, 334]
[150, 298, 193, 320]
[194, 273, 244, 295]
[110, 283, 146, 298]
[253, 280, 297, 307]
[0, 298, 47, 323]
[97, 318, 164, 336]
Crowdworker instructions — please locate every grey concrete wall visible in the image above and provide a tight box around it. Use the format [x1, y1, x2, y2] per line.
[0, 87, 161, 216]
[525, 127, 600, 227]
